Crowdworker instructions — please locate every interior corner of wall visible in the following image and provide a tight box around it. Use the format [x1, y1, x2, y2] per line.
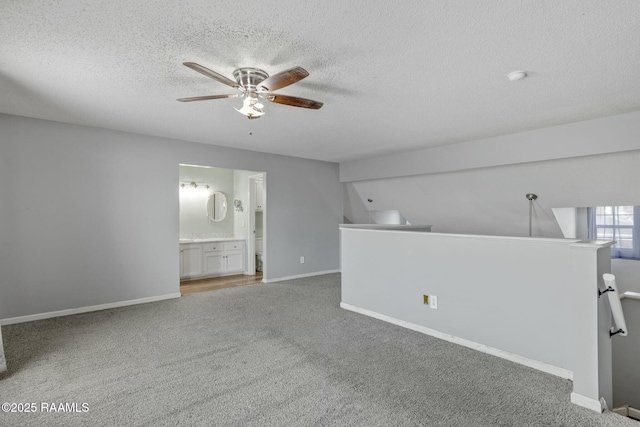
[570, 392, 605, 413]
[552, 207, 578, 239]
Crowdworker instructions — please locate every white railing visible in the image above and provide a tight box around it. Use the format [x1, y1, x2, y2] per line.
[602, 274, 628, 337]
[602, 274, 639, 337]
[620, 291, 640, 301]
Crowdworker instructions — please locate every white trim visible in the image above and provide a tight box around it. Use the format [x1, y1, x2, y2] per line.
[0, 293, 182, 325]
[615, 405, 640, 420]
[570, 393, 605, 413]
[264, 269, 341, 283]
[613, 407, 627, 417]
[340, 302, 573, 381]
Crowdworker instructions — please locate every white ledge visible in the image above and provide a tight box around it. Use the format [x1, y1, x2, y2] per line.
[341, 227, 616, 249]
[569, 240, 616, 249]
[339, 224, 432, 231]
[340, 227, 593, 245]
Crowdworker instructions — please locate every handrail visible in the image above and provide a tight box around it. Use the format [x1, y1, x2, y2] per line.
[620, 292, 640, 301]
[603, 274, 628, 337]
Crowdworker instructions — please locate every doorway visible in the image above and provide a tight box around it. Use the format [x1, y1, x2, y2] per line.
[178, 164, 266, 295]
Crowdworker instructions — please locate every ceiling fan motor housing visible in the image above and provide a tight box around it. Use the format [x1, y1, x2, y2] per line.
[233, 68, 269, 91]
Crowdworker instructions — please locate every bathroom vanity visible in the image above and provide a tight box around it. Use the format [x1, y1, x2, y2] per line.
[179, 238, 245, 280]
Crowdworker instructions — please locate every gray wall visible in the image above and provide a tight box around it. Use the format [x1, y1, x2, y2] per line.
[341, 228, 613, 407]
[341, 109, 640, 238]
[344, 150, 640, 238]
[0, 114, 342, 319]
[342, 229, 576, 370]
[340, 110, 640, 409]
[340, 110, 640, 182]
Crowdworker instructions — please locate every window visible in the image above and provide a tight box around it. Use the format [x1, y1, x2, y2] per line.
[588, 206, 640, 260]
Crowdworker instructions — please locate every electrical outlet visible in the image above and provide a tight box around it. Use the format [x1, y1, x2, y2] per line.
[423, 295, 429, 305]
[300, 256, 305, 264]
[430, 295, 438, 310]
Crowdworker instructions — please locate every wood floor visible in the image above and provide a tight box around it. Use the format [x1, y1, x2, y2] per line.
[180, 272, 263, 295]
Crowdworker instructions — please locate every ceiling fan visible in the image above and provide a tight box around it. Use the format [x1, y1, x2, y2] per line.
[178, 62, 323, 119]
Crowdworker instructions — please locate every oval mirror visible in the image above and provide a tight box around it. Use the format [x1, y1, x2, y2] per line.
[207, 191, 227, 222]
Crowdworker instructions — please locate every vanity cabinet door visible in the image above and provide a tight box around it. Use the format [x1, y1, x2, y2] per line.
[225, 250, 244, 273]
[180, 245, 203, 278]
[204, 252, 225, 276]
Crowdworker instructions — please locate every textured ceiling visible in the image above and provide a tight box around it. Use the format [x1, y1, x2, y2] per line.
[1, 1, 640, 163]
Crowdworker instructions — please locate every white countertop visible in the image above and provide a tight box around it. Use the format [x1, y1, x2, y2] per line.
[179, 238, 244, 243]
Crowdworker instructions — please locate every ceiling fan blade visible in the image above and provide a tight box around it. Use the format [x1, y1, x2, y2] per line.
[256, 67, 309, 92]
[265, 94, 323, 109]
[177, 94, 240, 102]
[183, 62, 241, 89]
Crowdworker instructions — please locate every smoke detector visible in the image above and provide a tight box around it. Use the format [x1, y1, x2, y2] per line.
[507, 71, 527, 82]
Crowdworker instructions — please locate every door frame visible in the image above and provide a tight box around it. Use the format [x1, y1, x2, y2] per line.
[247, 173, 265, 280]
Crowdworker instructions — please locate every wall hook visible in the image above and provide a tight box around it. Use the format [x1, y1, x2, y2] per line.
[610, 328, 625, 338]
[598, 286, 615, 298]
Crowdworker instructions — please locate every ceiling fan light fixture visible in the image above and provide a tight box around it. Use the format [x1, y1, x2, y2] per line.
[234, 94, 265, 119]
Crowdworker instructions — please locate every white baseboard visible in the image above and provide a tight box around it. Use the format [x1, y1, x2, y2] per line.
[340, 302, 574, 381]
[0, 293, 182, 325]
[263, 269, 341, 283]
[570, 393, 605, 413]
[613, 405, 640, 420]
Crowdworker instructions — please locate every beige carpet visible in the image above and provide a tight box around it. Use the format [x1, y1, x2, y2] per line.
[0, 273, 636, 426]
